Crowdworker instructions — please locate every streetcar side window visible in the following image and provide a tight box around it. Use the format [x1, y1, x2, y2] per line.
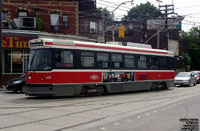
[81, 52, 94, 67]
[159, 57, 168, 70]
[149, 56, 159, 70]
[124, 55, 134, 68]
[97, 53, 109, 68]
[55, 50, 73, 68]
[168, 57, 175, 70]
[111, 54, 123, 68]
[138, 56, 147, 69]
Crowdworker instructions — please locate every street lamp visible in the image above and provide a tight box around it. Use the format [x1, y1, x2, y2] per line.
[111, 0, 133, 42]
[102, 0, 134, 42]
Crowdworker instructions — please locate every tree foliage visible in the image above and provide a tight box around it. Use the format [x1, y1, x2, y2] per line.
[97, 7, 113, 22]
[181, 27, 200, 70]
[122, 2, 162, 20]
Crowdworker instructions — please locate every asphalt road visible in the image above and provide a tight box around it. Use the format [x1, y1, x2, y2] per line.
[0, 85, 200, 131]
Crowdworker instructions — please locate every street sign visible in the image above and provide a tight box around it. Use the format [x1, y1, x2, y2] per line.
[147, 18, 182, 30]
[118, 25, 125, 38]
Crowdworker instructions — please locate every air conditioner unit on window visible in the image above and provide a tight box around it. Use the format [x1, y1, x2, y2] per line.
[11, 17, 36, 29]
[20, 17, 36, 28]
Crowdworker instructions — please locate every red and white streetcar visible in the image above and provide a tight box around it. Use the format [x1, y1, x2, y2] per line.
[25, 38, 175, 96]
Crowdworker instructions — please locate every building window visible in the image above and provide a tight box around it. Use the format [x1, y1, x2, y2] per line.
[90, 21, 97, 33]
[63, 15, 68, 27]
[2, 11, 8, 20]
[51, 13, 60, 31]
[81, 52, 94, 67]
[2, 11, 8, 28]
[18, 11, 28, 17]
[3, 50, 29, 74]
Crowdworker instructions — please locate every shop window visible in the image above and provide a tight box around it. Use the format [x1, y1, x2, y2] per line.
[24, 50, 30, 73]
[51, 13, 60, 31]
[3, 50, 29, 74]
[12, 50, 23, 73]
[3, 50, 11, 73]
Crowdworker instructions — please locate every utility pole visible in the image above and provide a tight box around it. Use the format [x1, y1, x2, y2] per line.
[159, 4, 174, 49]
[0, 0, 2, 88]
[102, 9, 105, 43]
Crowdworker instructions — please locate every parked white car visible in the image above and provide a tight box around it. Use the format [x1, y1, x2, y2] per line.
[175, 72, 196, 87]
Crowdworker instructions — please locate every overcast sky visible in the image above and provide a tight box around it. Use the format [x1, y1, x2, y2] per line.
[96, 0, 200, 31]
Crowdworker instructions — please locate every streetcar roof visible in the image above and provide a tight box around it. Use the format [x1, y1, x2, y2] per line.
[29, 38, 174, 56]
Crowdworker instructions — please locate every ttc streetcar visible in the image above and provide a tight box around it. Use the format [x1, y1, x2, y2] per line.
[25, 38, 175, 96]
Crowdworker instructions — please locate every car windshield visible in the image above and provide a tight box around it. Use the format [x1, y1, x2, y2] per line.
[28, 49, 52, 71]
[176, 72, 190, 77]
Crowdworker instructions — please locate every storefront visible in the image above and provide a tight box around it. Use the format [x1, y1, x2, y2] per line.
[2, 33, 38, 85]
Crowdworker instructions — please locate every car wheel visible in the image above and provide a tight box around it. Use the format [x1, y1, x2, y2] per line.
[188, 81, 192, 87]
[194, 82, 196, 86]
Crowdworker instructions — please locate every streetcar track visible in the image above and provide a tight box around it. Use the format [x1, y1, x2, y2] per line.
[0, 88, 199, 130]
[0, 89, 198, 117]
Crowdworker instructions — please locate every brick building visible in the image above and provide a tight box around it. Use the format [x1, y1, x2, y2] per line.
[2, 0, 79, 34]
[1, 0, 98, 85]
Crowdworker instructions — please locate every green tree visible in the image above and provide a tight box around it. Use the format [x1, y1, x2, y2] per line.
[97, 7, 113, 22]
[122, 2, 162, 20]
[36, 14, 43, 31]
[181, 27, 200, 70]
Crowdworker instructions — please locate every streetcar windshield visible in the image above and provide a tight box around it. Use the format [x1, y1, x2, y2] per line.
[28, 49, 52, 71]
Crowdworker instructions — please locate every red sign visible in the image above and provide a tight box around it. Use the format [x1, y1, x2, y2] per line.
[1, 36, 37, 49]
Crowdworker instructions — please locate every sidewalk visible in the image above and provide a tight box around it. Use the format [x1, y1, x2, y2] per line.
[0, 86, 6, 91]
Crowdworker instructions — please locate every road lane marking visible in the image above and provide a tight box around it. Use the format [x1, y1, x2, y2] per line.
[114, 123, 120, 125]
[101, 127, 106, 130]
[146, 113, 150, 115]
[127, 119, 132, 122]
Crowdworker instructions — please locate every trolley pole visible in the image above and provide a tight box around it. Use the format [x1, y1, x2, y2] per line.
[0, 0, 2, 88]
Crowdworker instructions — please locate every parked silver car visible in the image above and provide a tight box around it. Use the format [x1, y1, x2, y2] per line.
[175, 72, 196, 87]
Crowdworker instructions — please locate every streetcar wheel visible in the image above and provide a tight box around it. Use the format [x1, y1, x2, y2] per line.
[96, 86, 105, 95]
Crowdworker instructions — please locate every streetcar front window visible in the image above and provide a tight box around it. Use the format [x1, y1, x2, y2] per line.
[28, 49, 52, 71]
